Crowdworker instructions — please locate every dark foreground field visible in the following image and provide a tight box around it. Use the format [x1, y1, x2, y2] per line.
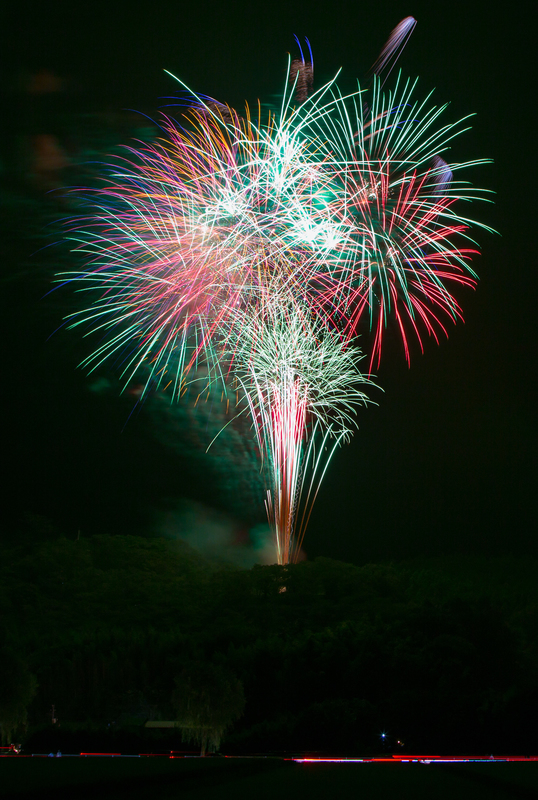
[3, 758, 538, 800]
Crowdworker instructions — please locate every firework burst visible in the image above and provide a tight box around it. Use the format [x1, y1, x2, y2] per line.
[228, 304, 373, 563]
[59, 88, 347, 398]
[290, 74, 494, 367]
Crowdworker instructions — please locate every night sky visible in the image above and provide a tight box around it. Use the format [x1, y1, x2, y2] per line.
[2, 0, 535, 565]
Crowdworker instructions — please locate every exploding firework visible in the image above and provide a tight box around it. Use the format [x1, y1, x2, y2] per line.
[59, 87, 348, 399]
[227, 304, 373, 564]
[309, 74, 494, 368]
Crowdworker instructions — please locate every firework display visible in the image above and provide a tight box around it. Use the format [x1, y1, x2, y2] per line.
[60, 18, 491, 563]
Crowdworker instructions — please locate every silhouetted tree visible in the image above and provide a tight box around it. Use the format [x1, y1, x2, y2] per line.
[0, 649, 37, 744]
[172, 662, 245, 755]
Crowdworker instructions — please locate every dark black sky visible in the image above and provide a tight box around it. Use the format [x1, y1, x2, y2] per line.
[2, 0, 535, 564]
